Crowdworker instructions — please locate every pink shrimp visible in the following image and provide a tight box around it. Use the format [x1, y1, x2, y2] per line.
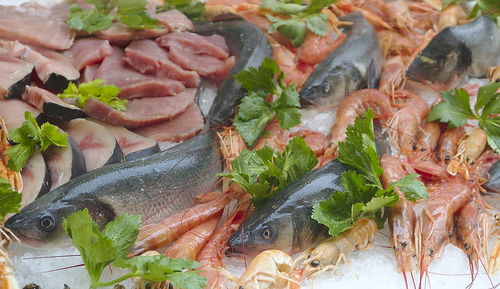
[271, 39, 315, 89]
[414, 122, 441, 154]
[436, 127, 465, 165]
[383, 1, 416, 35]
[381, 155, 417, 285]
[386, 90, 430, 154]
[132, 195, 230, 255]
[164, 214, 221, 260]
[255, 120, 289, 152]
[414, 177, 472, 288]
[324, 89, 393, 159]
[296, 27, 346, 66]
[379, 55, 408, 96]
[290, 129, 327, 157]
[455, 197, 492, 281]
[438, 4, 466, 31]
[378, 30, 417, 58]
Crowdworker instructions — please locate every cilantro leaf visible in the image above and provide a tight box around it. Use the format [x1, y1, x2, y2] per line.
[0, 178, 22, 220]
[305, 14, 329, 36]
[428, 89, 475, 128]
[389, 173, 428, 202]
[267, 15, 307, 47]
[304, 0, 336, 14]
[116, 0, 162, 30]
[165, 271, 207, 289]
[222, 136, 318, 207]
[7, 112, 68, 171]
[58, 80, 127, 111]
[102, 214, 141, 258]
[158, 0, 206, 20]
[233, 58, 301, 146]
[260, 0, 308, 14]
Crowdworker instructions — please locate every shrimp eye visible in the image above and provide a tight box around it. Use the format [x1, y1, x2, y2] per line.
[39, 215, 56, 232]
[310, 260, 320, 267]
[261, 228, 272, 240]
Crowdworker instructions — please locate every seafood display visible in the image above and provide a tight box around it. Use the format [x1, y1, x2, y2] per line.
[0, 0, 499, 288]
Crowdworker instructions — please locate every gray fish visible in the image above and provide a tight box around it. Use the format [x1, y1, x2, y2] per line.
[227, 159, 349, 256]
[407, 16, 500, 86]
[299, 12, 382, 107]
[5, 16, 272, 247]
[484, 160, 500, 194]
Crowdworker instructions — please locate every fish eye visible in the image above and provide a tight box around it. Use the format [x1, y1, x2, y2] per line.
[321, 83, 330, 93]
[39, 215, 56, 232]
[261, 227, 272, 240]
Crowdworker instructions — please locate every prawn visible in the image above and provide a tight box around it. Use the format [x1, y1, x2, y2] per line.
[438, 4, 466, 31]
[381, 155, 417, 286]
[488, 66, 500, 83]
[455, 197, 492, 281]
[324, 89, 393, 159]
[386, 91, 429, 154]
[414, 177, 472, 288]
[164, 214, 221, 260]
[436, 127, 465, 165]
[413, 122, 441, 155]
[132, 195, 230, 255]
[447, 127, 488, 177]
[383, 1, 416, 35]
[295, 218, 378, 280]
[226, 250, 299, 289]
[0, 117, 22, 193]
[379, 56, 408, 96]
[378, 30, 416, 58]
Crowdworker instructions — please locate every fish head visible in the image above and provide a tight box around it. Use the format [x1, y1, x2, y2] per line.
[5, 193, 115, 248]
[407, 29, 471, 85]
[300, 65, 361, 108]
[227, 213, 294, 258]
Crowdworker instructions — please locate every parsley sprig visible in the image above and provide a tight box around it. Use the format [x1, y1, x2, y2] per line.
[428, 82, 500, 153]
[67, 0, 162, 33]
[222, 136, 318, 207]
[260, 0, 336, 46]
[311, 111, 428, 237]
[442, 0, 499, 21]
[0, 178, 22, 221]
[7, 112, 69, 172]
[233, 58, 301, 146]
[58, 79, 127, 112]
[63, 209, 207, 289]
[157, 0, 205, 20]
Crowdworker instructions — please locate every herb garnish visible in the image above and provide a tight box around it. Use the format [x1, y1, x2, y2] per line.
[58, 79, 128, 112]
[63, 209, 207, 289]
[7, 112, 69, 172]
[222, 136, 318, 207]
[67, 0, 162, 33]
[157, 0, 205, 20]
[260, 0, 336, 46]
[311, 111, 428, 237]
[441, 0, 499, 21]
[233, 58, 301, 146]
[428, 82, 500, 153]
[0, 178, 22, 220]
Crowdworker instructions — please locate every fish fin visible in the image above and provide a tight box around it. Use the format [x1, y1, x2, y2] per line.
[367, 60, 379, 89]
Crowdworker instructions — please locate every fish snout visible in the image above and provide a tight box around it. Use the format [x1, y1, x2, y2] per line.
[226, 228, 249, 257]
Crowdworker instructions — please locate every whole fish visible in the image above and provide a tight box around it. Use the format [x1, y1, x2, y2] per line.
[5, 16, 272, 247]
[299, 12, 382, 107]
[407, 16, 500, 86]
[227, 159, 349, 257]
[227, 121, 389, 257]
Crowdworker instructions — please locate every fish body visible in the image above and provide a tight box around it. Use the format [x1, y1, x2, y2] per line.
[299, 12, 382, 107]
[227, 159, 350, 257]
[5, 16, 272, 247]
[407, 16, 500, 86]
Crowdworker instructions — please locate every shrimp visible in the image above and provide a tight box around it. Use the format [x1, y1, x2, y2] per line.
[296, 218, 378, 280]
[290, 129, 327, 157]
[455, 197, 492, 280]
[414, 177, 472, 288]
[217, 126, 246, 172]
[414, 122, 441, 154]
[164, 214, 221, 260]
[488, 65, 500, 83]
[229, 250, 298, 289]
[271, 39, 315, 89]
[198, 195, 251, 289]
[132, 195, 230, 255]
[379, 56, 408, 96]
[0, 117, 22, 192]
[0, 238, 19, 289]
[386, 91, 429, 154]
[490, 233, 500, 274]
[437, 127, 465, 165]
[447, 128, 488, 177]
[255, 120, 289, 152]
[438, 4, 466, 31]
[378, 30, 416, 58]
[381, 155, 416, 282]
[324, 89, 393, 159]
[383, 1, 416, 35]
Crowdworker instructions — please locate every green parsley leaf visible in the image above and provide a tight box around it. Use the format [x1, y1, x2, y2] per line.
[7, 112, 69, 171]
[116, 0, 162, 30]
[63, 209, 207, 289]
[304, 0, 336, 14]
[0, 178, 22, 220]
[67, 5, 114, 33]
[159, 0, 206, 20]
[389, 173, 429, 202]
[233, 58, 301, 146]
[260, 0, 308, 14]
[222, 136, 318, 207]
[58, 80, 127, 112]
[267, 15, 307, 47]
[428, 83, 500, 153]
[305, 14, 329, 36]
[469, 0, 500, 20]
